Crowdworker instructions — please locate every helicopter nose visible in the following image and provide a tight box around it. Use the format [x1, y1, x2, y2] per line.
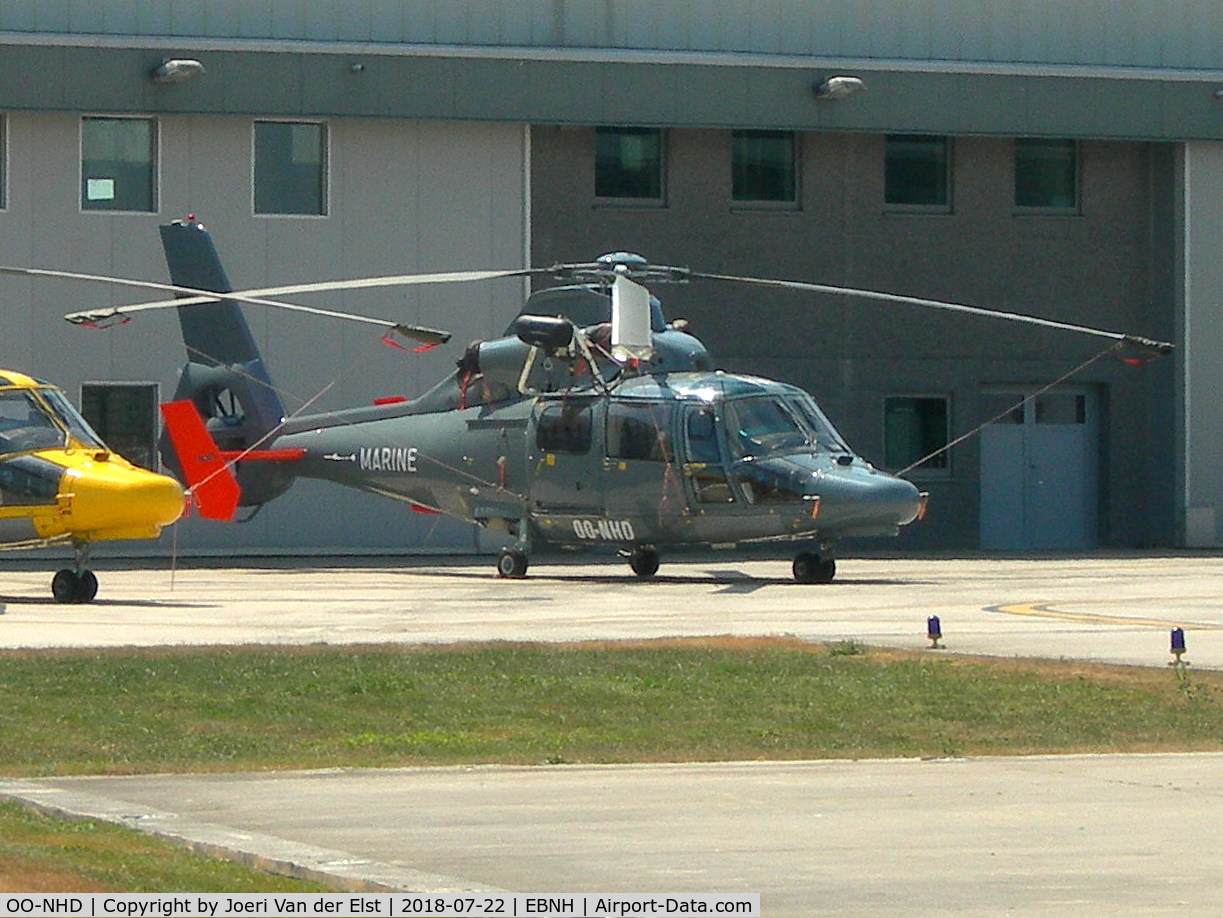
[815, 466, 924, 530]
[65, 458, 185, 537]
[881, 474, 925, 525]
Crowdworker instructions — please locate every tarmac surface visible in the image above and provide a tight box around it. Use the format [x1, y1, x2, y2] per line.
[4, 552, 1223, 915]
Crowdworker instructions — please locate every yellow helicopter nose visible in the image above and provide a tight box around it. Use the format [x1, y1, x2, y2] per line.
[64, 456, 185, 539]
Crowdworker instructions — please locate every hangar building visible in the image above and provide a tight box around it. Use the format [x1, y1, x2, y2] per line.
[0, 2, 1220, 554]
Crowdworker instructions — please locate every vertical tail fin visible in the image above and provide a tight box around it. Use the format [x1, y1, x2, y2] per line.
[158, 219, 293, 507]
[159, 400, 241, 521]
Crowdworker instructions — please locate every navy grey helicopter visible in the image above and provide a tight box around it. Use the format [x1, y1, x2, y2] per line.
[38, 218, 1171, 582]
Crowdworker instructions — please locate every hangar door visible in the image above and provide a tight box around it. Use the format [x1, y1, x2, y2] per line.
[979, 388, 1099, 550]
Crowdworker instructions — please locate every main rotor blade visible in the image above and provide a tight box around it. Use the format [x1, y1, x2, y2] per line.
[3, 264, 537, 346]
[692, 271, 1175, 355]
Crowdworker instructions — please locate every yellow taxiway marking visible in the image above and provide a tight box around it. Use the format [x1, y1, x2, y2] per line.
[990, 601, 1223, 631]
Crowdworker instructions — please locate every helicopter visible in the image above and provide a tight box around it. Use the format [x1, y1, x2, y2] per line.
[0, 369, 184, 602]
[40, 218, 1172, 582]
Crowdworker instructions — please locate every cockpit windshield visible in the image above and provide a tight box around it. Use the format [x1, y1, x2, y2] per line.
[723, 394, 848, 459]
[0, 390, 65, 454]
[0, 387, 105, 455]
[39, 388, 106, 449]
[785, 394, 849, 454]
[724, 397, 810, 458]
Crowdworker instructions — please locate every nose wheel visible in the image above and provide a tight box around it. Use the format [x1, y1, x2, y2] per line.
[793, 551, 836, 584]
[52, 568, 98, 603]
[628, 547, 660, 579]
[51, 542, 99, 603]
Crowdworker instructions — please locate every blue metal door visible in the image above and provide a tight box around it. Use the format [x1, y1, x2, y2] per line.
[979, 389, 1099, 550]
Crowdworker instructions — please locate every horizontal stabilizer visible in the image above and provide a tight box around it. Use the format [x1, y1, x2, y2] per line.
[159, 400, 241, 521]
[218, 448, 306, 463]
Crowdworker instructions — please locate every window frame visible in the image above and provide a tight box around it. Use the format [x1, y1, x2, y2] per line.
[0, 113, 7, 211]
[80, 115, 159, 214]
[882, 394, 952, 477]
[1013, 138, 1080, 214]
[594, 126, 666, 206]
[731, 129, 799, 209]
[884, 134, 952, 212]
[252, 119, 330, 218]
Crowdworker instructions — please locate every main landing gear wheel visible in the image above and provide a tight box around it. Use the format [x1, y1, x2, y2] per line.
[792, 552, 836, 584]
[52, 568, 99, 604]
[496, 549, 529, 579]
[628, 547, 660, 579]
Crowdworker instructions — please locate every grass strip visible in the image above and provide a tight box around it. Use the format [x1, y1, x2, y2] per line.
[0, 799, 330, 892]
[1, 637, 1221, 776]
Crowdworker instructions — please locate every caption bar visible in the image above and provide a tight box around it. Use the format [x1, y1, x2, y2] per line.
[0, 894, 760, 918]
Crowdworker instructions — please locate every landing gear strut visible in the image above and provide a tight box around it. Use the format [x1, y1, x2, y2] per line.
[792, 551, 836, 584]
[52, 542, 99, 603]
[495, 521, 531, 579]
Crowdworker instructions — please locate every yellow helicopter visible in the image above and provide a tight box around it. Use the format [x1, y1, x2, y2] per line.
[0, 369, 184, 602]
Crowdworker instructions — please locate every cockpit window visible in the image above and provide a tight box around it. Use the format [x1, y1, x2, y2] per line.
[40, 388, 106, 449]
[0, 390, 67, 454]
[723, 397, 810, 458]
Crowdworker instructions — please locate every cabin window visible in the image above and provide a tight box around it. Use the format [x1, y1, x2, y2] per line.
[81, 116, 158, 212]
[595, 127, 664, 202]
[1015, 138, 1079, 211]
[732, 130, 798, 205]
[81, 383, 160, 470]
[884, 395, 950, 473]
[607, 402, 674, 462]
[885, 135, 950, 209]
[536, 402, 592, 454]
[254, 120, 328, 216]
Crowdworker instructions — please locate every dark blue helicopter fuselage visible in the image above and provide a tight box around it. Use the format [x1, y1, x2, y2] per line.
[278, 370, 923, 553]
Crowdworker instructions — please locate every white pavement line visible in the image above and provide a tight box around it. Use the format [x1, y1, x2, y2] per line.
[0, 780, 505, 894]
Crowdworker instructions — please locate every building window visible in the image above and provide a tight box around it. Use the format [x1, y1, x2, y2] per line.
[884, 135, 950, 208]
[884, 396, 949, 473]
[1015, 138, 1078, 210]
[80, 383, 159, 470]
[254, 121, 328, 216]
[81, 117, 157, 212]
[595, 127, 663, 201]
[732, 130, 797, 205]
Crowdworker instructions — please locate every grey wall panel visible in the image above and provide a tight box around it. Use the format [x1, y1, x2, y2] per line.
[530, 127, 1177, 548]
[1178, 141, 1223, 546]
[0, 113, 527, 551]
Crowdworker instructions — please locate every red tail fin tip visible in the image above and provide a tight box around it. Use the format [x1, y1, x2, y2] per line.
[159, 400, 241, 521]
